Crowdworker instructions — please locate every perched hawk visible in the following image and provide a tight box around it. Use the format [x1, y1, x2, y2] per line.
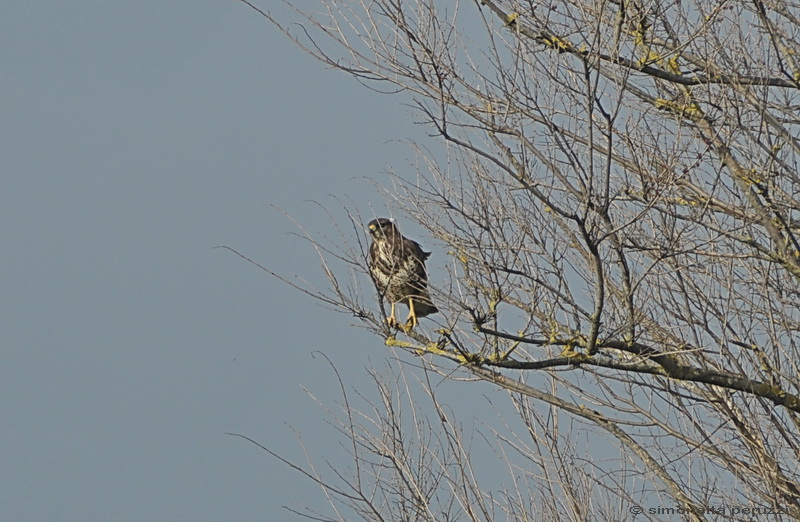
[367, 218, 438, 330]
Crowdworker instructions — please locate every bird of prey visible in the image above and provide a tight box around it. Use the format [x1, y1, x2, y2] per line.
[367, 218, 438, 330]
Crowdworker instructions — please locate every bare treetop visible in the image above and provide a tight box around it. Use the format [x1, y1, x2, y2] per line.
[241, 0, 800, 519]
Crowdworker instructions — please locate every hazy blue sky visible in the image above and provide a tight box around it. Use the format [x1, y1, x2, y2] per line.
[1, 2, 471, 520]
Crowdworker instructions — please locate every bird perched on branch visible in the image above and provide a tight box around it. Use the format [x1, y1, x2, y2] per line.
[367, 218, 438, 330]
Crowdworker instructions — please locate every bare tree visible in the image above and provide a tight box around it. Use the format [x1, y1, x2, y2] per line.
[237, 0, 800, 519]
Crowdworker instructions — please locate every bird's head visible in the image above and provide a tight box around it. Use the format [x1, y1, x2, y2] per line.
[367, 218, 397, 240]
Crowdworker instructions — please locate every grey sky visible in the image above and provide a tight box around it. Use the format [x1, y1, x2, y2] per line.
[1, 2, 449, 520]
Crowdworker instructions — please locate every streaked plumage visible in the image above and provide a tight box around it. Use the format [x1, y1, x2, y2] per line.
[367, 218, 438, 329]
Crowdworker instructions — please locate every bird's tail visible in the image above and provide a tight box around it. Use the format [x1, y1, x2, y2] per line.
[413, 297, 439, 318]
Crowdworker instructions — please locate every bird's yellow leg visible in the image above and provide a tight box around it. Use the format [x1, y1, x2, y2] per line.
[387, 302, 399, 328]
[405, 298, 418, 330]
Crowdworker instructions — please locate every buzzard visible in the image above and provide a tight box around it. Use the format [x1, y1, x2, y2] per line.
[367, 218, 438, 330]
